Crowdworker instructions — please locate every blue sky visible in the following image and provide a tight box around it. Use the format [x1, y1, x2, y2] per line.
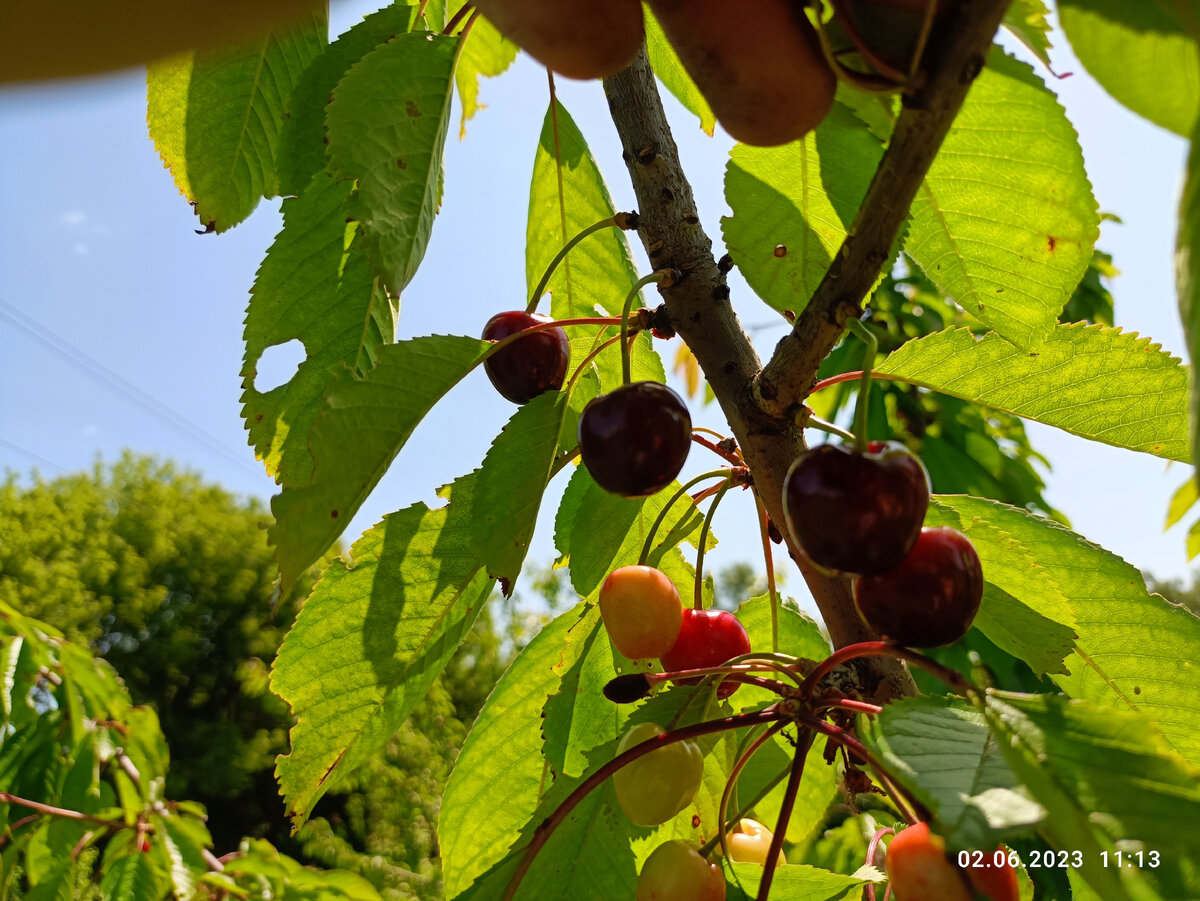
[0, 3, 1193, 612]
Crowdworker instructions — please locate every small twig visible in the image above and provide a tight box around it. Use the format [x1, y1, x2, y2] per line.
[441, 2, 474, 35]
[0, 793, 127, 831]
[691, 433, 743, 466]
[757, 729, 813, 900]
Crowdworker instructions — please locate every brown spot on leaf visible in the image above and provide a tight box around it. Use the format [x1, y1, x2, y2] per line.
[1047, 235, 1057, 252]
[692, 815, 701, 829]
[1134, 686, 1142, 695]
[774, 244, 787, 257]
[397, 157, 408, 169]
[331, 509, 339, 519]
[406, 100, 421, 118]
[499, 576, 513, 598]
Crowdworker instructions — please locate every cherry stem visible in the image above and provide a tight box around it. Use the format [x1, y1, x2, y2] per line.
[691, 433, 742, 466]
[458, 8, 480, 39]
[828, 0, 910, 83]
[865, 827, 896, 901]
[637, 469, 731, 566]
[754, 492, 780, 654]
[0, 792, 128, 831]
[693, 476, 734, 610]
[526, 216, 622, 313]
[699, 758, 791, 860]
[564, 332, 625, 393]
[818, 698, 884, 716]
[798, 407, 857, 443]
[844, 318, 877, 452]
[620, 271, 672, 384]
[908, 0, 940, 80]
[500, 707, 786, 901]
[691, 482, 725, 505]
[712, 721, 787, 861]
[441, 2, 474, 35]
[798, 640, 978, 700]
[692, 425, 731, 442]
[757, 729, 813, 901]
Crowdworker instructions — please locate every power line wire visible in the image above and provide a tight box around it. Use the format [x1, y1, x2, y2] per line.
[0, 296, 262, 478]
[0, 437, 68, 474]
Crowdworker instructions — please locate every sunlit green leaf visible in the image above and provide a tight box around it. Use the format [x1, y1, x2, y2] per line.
[723, 103, 884, 317]
[1059, 0, 1200, 137]
[452, 1, 518, 134]
[277, 3, 421, 194]
[147, 12, 327, 231]
[326, 31, 458, 293]
[935, 496, 1200, 767]
[877, 324, 1190, 462]
[1179, 116, 1200, 489]
[1004, 0, 1054, 67]
[269, 334, 487, 589]
[1166, 476, 1198, 530]
[905, 51, 1099, 348]
[724, 862, 880, 901]
[241, 173, 396, 484]
[272, 474, 492, 827]
[645, 7, 715, 136]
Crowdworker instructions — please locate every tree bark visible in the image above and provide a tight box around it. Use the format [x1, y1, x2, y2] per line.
[602, 0, 1011, 703]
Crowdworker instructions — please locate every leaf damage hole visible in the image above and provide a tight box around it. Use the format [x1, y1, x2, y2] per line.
[253, 339, 306, 393]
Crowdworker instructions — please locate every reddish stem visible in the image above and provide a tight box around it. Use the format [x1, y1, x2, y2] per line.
[798, 641, 975, 699]
[0, 792, 127, 831]
[865, 826, 896, 901]
[818, 698, 884, 716]
[441, 2, 474, 34]
[691, 433, 743, 466]
[757, 729, 813, 901]
[501, 707, 786, 901]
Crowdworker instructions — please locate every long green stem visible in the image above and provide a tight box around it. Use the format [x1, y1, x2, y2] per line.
[755, 492, 780, 654]
[637, 469, 731, 566]
[620, 271, 671, 384]
[526, 216, 622, 314]
[844, 318, 877, 452]
[693, 477, 734, 610]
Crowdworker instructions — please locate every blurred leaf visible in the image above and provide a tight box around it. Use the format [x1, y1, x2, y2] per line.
[1179, 115, 1200, 491]
[1166, 476, 1199, 530]
[326, 31, 458, 293]
[723, 103, 884, 317]
[453, 1, 518, 134]
[877, 323, 1190, 463]
[724, 861, 880, 901]
[272, 474, 492, 828]
[905, 51, 1099, 348]
[147, 12, 327, 231]
[1059, 0, 1200, 136]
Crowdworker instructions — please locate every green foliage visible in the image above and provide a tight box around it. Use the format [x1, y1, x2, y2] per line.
[147, 10, 328, 232]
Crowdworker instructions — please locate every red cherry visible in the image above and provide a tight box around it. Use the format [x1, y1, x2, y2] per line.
[481, 311, 570, 404]
[782, 441, 930, 576]
[578, 382, 691, 497]
[886, 823, 1017, 901]
[660, 609, 751, 698]
[854, 527, 983, 647]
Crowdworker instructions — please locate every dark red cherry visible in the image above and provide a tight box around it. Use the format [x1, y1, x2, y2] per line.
[782, 440, 930, 576]
[578, 382, 691, 497]
[482, 311, 570, 404]
[854, 527, 984, 648]
[660, 608, 752, 699]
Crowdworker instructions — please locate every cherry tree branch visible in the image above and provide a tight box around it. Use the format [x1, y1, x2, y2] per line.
[755, 0, 1014, 415]
[602, 0, 1011, 704]
[0, 792, 127, 830]
[602, 51, 916, 704]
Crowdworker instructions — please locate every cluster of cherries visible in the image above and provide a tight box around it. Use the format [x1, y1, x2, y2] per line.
[783, 439, 984, 648]
[479, 230, 996, 898]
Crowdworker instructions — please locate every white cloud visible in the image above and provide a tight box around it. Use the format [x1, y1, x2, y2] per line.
[61, 210, 86, 227]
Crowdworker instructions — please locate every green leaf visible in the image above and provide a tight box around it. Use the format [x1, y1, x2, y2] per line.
[722, 103, 884, 317]
[526, 101, 664, 390]
[277, 3, 421, 195]
[146, 12, 327, 232]
[1003, 0, 1054, 68]
[905, 50, 1100, 348]
[326, 31, 458, 294]
[23, 853, 74, 901]
[645, 7, 715, 136]
[1188, 518, 1200, 561]
[1166, 475, 1198, 530]
[453, 2, 518, 134]
[924, 505, 1077, 677]
[876, 323, 1190, 462]
[272, 474, 492, 827]
[100, 850, 161, 901]
[984, 691, 1200, 899]
[1059, 0, 1200, 137]
[858, 695, 1046, 850]
[724, 862, 880, 901]
[473, 392, 575, 592]
[736, 593, 830, 662]
[269, 334, 488, 589]
[441, 603, 594, 898]
[1179, 116, 1200, 488]
[553, 466, 709, 602]
[934, 495, 1200, 768]
[241, 172, 396, 483]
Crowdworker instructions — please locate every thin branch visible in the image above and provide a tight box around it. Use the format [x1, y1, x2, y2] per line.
[755, 0, 1014, 417]
[0, 792, 127, 830]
